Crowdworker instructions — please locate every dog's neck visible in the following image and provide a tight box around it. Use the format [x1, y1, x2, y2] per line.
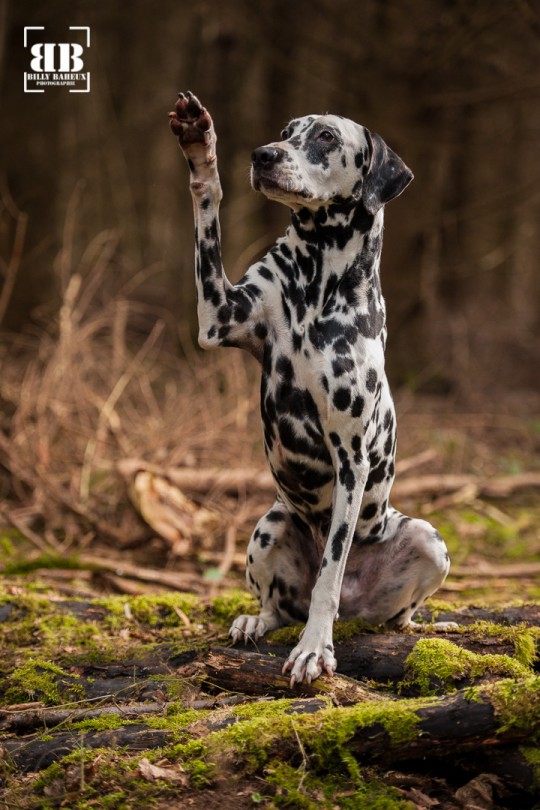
[282, 203, 385, 306]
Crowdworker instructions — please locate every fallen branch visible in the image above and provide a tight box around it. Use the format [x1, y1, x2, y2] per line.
[76, 554, 208, 593]
[3, 678, 538, 773]
[0, 694, 255, 734]
[202, 648, 381, 704]
[0, 701, 169, 734]
[117, 460, 540, 501]
[117, 459, 274, 496]
[2, 724, 171, 772]
[200, 633, 538, 696]
[417, 603, 540, 626]
[449, 562, 540, 578]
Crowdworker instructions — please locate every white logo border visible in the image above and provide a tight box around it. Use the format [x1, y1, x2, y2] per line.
[23, 26, 91, 94]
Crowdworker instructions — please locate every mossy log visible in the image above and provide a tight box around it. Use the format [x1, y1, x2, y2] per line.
[1, 627, 534, 711]
[9, 627, 531, 707]
[416, 603, 540, 626]
[2, 724, 171, 772]
[2, 678, 538, 778]
[199, 638, 536, 696]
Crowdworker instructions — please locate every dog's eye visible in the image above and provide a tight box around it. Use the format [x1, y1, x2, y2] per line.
[318, 130, 335, 142]
[281, 128, 289, 140]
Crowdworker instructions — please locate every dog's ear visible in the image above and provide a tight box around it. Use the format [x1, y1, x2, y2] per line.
[362, 130, 413, 214]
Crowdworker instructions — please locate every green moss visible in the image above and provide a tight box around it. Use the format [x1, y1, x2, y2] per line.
[0, 590, 213, 684]
[266, 623, 302, 644]
[95, 592, 204, 629]
[333, 617, 377, 640]
[489, 676, 540, 740]
[402, 638, 531, 696]
[232, 697, 297, 721]
[70, 714, 130, 732]
[165, 738, 216, 787]
[266, 761, 414, 809]
[422, 597, 463, 621]
[148, 695, 427, 793]
[32, 760, 67, 791]
[0, 534, 15, 557]
[208, 694, 423, 777]
[3, 658, 83, 705]
[146, 704, 210, 733]
[211, 589, 258, 624]
[130, 592, 202, 626]
[509, 625, 538, 668]
[99, 791, 130, 809]
[3, 554, 83, 576]
[268, 616, 377, 646]
[33, 746, 175, 808]
[7, 680, 538, 807]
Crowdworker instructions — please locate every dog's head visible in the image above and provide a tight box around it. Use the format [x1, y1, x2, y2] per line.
[251, 114, 413, 214]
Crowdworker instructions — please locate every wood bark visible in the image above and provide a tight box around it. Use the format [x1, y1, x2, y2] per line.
[3, 679, 537, 775]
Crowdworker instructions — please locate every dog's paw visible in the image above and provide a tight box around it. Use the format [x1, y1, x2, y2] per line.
[431, 620, 459, 632]
[406, 620, 460, 633]
[282, 626, 337, 686]
[229, 614, 270, 645]
[169, 91, 214, 150]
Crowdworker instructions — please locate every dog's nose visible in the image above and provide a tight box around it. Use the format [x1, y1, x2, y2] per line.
[251, 146, 281, 167]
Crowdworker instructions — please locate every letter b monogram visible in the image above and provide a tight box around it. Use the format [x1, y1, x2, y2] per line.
[30, 42, 84, 72]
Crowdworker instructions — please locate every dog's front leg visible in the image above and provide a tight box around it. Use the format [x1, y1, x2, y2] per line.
[169, 92, 261, 351]
[283, 453, 368, 686]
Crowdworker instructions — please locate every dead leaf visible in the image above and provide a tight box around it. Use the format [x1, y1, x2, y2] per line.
[129, 471, 220, 553]
[455, 773, 504, 810]
[398, 786, 439, 808]
[138, 756, 188, 785]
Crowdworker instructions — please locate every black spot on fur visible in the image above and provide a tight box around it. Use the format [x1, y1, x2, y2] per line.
[266, 510, 287, 523]
[278, 598, 308, 623]
[255, 322, 268, 340]
[331, 522, 348, 561]
[333, 387, 351, 411]
[351, 396, 364, 417]
[332, 356, 355, 377]
[361, 503, 377, 520]
[366, 368, 378, 392]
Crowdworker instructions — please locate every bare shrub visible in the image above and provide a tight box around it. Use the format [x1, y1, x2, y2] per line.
[0, 227, 261, 549]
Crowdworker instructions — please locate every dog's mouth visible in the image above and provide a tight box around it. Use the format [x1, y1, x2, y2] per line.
[251, 170, 312, 201]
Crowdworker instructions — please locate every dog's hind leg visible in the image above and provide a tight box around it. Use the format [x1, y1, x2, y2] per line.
[229, 500, 319, 644]
[341, 509, 456, 630]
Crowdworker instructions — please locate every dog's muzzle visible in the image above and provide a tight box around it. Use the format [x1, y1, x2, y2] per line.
[251, 146, 287, 192]
[251, 146, 283, 168]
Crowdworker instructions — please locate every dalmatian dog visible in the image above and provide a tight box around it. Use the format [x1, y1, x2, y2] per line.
[169, 91, 454, 686]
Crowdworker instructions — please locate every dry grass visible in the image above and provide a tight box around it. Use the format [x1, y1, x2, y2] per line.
[0, 224, 262, 552]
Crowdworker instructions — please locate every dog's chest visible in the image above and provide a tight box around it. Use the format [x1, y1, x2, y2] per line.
[259, 304, 372, 514]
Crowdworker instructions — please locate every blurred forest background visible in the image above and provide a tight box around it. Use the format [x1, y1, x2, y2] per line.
[0, 0, 539, 563]
[1, 0, 539, 391]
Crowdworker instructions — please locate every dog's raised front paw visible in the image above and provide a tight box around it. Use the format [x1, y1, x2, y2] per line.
[169, 90, 213, 147]
[282, 626, 337, 686]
